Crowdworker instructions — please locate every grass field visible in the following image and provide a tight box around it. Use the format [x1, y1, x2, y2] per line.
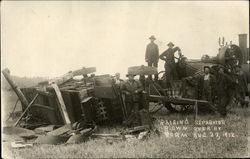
[2, 90, 250, 158]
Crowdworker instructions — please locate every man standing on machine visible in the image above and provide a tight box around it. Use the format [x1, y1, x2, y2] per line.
[159, 42, 181, 89]
[145, 35, 159, 80]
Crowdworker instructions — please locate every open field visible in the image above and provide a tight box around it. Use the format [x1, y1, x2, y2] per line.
[2, 90, 250, 158]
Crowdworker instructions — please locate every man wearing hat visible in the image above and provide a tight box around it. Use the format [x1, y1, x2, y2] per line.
[197, 66, 216, 103]
[159, 42, 181, 88]
[121, 73, 143, 125]
[145, 35, 159, 80]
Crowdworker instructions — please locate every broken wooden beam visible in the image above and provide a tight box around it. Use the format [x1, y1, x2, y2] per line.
[2, 68, 29, 106]
[38, 67, 96, 86]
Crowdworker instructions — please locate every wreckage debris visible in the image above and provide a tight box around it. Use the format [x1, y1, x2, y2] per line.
[66, 134, 88, 144]
[2, 66, 162, 146]
[34, 125, 59, 135]
[3, 126, 36, 136]
[3, 127, 38, 148]
[34, 122, 97, 145]
[35, 135, 69, 145]
[3, 120, 99, 146]
[3, 123, 156, 147]
[46, 124, 72, 136]
[3, 134, 26, 142]
[3, 126, 38, 142]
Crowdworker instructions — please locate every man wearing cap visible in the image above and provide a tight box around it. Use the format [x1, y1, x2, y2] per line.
[121, 73, 143, 125]
[159, 42, 181, 88]
[197, 66, 216, 103]
[145, 35, 159, 80]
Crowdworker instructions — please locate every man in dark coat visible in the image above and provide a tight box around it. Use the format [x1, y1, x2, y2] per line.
[121, 74, 143, 115]
[215, 66, 234, 117]
[121, 73, 143, 126]
[145, 35, 159, 80]
[159, 42, 181, 88]
[197, 66, 216, 104]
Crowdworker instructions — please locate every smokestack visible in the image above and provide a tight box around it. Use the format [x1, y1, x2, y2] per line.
[238, 34, 248, 63]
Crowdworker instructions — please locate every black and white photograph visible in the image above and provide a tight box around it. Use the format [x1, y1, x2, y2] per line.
[1, 1, 249, 158]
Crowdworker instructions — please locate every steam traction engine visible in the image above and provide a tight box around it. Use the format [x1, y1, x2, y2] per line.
[144, 34, 249, 113]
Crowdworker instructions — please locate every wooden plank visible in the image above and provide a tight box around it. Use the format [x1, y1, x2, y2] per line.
[128, 66, 157, 75]
[38, 67, 96, 86]
[73, 67, 96, 76]
[51, 83, 71, 124]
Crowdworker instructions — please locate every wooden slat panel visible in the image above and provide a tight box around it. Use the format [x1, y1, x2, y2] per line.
[70, 91, 84, 122]
[47, 92, 64, 125]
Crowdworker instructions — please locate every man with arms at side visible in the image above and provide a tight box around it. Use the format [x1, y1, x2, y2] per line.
[145, 35, 159, 80]
[121, 73, 143, 126]
[197, 66, 216, 104]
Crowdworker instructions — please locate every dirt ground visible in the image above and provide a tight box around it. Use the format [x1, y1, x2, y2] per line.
[1, 90, 250, 158]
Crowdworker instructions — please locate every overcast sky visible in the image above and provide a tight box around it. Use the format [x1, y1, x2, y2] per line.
[1, 1, 249, 78]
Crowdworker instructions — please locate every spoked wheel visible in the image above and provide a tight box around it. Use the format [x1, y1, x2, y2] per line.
[149, 72, 194, 113]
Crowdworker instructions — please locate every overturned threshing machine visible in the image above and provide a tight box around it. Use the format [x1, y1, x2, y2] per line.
[3, 67, 131, 127]
[2, 34, 249, 128]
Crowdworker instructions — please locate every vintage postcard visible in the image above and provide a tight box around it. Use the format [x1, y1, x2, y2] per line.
[1, 1, 249, 158]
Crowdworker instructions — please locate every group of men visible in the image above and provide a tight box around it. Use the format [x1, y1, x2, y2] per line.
[145, 35, 182, 88]
[113, 72, 144, 126]
[113, 35, 248, 119]
[111, 36, 183, 125]
[197, 64, 248, 117]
